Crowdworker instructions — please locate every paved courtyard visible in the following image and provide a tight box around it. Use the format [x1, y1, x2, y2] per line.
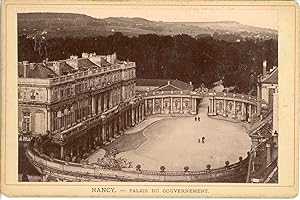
[87, 98, 251, 171]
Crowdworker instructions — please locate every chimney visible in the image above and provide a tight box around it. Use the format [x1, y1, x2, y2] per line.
[189, 81, 192, 86]
[70, 55, 78, 59]
[53, 61, 61, 75]
[45, 57, 49, 63]
[263, 60, 267, 76]
[106, 55, 112, 63]
[167, 80, 170, 85]
[22, 61, 29, 78]
[113, 52, 117, 60]
[47, 61, 61, 75]
[82, 52, 89, 58]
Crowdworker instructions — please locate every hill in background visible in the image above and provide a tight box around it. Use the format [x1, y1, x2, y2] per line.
[18, 13, 277, 39]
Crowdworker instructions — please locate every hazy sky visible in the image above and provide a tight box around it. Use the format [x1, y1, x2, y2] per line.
[20, 5, 278, 30]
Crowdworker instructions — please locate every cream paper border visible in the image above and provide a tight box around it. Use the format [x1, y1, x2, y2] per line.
[1, 0, 299, 197]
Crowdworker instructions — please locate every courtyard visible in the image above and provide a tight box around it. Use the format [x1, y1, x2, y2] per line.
[87, 99, 251, 171]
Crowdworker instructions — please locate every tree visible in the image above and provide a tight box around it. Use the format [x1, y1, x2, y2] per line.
[239, 156, 243, 162]
[206, 164, 211, 171]
[160, 166, 166, 172]
[136, 164, 141, 171]
[18, 34, 278, 94]
[225, 161, 230, 169]
[184, 166, 189, 172]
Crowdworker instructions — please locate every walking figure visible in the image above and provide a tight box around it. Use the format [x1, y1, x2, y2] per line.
[198, 138, 201, 143]
[202, 136, 205, 143]
[198, 116, 201, 122]
[195, 117, 197, 121]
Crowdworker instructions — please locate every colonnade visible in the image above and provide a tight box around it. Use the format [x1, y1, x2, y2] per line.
[57, 102, 146, 160]
[145, 96, 199, 116]
[208, 96, 256, 122]
[50, 86, 123, 132]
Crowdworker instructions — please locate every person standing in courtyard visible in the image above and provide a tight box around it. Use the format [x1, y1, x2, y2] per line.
[198, 116, 201, 122]
[202, 136, 205, 143]
[195, 116, 197, 121]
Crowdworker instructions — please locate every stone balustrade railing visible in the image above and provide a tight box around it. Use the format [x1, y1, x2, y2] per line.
[26, 142, 249, 182]
[48, 63, 135, 84]
[142, 90, 204, 98]
[207, 92, 257, 104]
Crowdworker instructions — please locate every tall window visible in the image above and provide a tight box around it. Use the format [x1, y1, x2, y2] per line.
[60, 89, 64, 98]
[53, 111, 58, 131]
[53, 89, 58, 100]
[22, 112, 31, 133]
[66, 88, 71, 96]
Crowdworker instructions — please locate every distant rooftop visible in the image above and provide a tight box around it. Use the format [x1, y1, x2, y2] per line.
[18, 52, 131, 79]
[261, 67, 278, 84]
[136, 78, 192, 90]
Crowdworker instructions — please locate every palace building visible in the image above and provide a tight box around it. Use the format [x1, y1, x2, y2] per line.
[136, 79, 203, 115]
[18, 52, 146, 159]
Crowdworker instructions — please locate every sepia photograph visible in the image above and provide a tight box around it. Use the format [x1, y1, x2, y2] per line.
[17, 7, 278, 183]
[1, 0, 298, 198]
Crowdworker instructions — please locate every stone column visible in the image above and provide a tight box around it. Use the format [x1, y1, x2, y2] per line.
[60, 146, 65, 160]
[161, 98, 164, 114]
[102, 123, 106, 142]
[138, 106, 140, 122]
[47, 88, 51, 102]
[108, 121, 112, 139]
[97, 94, 102, 114]
[213, 97, 217, 115]
[47, 109, 51, 132]
[180, 97, 183, 114]
[125, 111, 128, 128]
[91, 95, 96, 115]
[142, 103, 145, 120]
[233, 101, 236, 118]
[191, 98, 196, 114]
[129, 110, 132, 127]
[242, 102, 245, 120]
[152, 98, 155, 114]
[103, 93, 107, 111]
[170, 97, 173, 114]
[248, 104, 252, 122]
[110, 90, 113, 108]
[208, 98, 212, 115]
[139, 105, 142, 121]
[132, 107, 135, 126]
[117, 117, 120, 136]
[137, 105, 140, 122]
[223, 99, 227, 117]
[135, 107, 138, 123]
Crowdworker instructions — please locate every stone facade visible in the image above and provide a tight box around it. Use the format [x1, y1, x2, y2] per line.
[18, 53, 145, 159]
[143, 91, 202, 116]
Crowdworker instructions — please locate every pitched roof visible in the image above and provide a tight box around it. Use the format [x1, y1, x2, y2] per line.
[77, 58, 98, 70]
[136, 78, 192, 90]
[169, 79, 192, 90]
[46, 61, 76, 75]
[136, 79, 169, 87]
[18, 62, 58, 78]
[261, 68, 278, 84]
[155, 84, 181, 91]
[59, 61, 76, 75]
[100, 57, 110, 65]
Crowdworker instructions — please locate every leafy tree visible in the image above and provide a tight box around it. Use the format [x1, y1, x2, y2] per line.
[18, 33, 277, 94]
